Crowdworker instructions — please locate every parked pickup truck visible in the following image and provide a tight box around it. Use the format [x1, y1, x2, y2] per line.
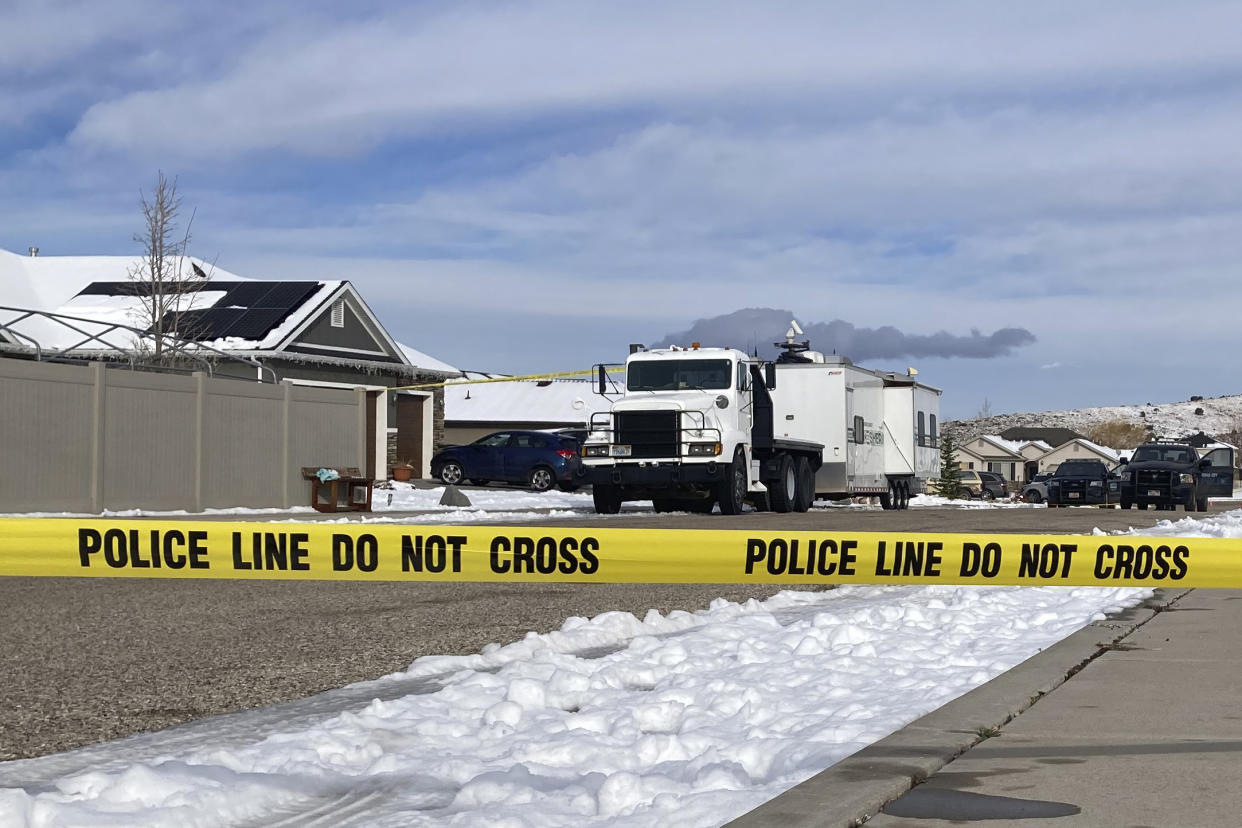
[1046, 459, 1116, 507]
[1118, 440, 1234, 512]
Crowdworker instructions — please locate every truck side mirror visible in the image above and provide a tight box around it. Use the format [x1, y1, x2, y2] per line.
[1200, 457, 1211, 469]
[764, 363, 776, 390]
[596, 365, 607, 395]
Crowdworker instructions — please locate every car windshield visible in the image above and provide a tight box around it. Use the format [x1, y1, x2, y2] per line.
[627, 359, 732, 391]
[1131, 446, 1197, 464]
[1054, 462, 1105, 477]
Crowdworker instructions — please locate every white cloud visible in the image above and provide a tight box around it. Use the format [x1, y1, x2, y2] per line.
[64, 1, 1242, 159]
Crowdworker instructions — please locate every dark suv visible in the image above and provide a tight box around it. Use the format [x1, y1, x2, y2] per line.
[1046, 459, 1114, 507]
[1118, 441, 1220, 512]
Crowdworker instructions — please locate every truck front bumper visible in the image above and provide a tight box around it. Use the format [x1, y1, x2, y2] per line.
[584, 462, 725, 488]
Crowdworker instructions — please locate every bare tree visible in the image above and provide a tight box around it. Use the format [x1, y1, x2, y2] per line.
[128, 171, 207, 361]
[977, 397, 993, 419]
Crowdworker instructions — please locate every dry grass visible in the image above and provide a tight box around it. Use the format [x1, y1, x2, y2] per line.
[1085, 419, 1152, 449]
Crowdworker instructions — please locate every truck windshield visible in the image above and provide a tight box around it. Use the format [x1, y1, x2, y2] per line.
[1131, 446, 1197, 464]
[627, 359, 732, 391]
[1054, 462, 1105, 477]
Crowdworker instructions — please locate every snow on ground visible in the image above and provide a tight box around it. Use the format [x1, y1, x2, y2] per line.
[5, 501, 1240, 827]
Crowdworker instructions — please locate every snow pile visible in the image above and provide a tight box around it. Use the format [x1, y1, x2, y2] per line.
[0, 583, 1152, 827]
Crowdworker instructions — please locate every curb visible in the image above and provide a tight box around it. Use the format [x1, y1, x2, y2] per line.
[725, 588, 1191, 828]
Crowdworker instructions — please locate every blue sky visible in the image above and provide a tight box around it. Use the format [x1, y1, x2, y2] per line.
[4, 1, 1242, 419]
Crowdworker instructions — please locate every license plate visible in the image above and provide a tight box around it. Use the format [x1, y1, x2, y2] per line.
[611, 445, 632, 457]
[1147, 489, 1161, 497]
[1068, 492, 1080, 499]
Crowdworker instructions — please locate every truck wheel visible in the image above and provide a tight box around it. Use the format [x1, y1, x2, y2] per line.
[1184, 489, 1198, 512]
[793, 456, 815, 512]
[592, 485, 622, 514]
[769, 454, 796, 513]
[1120, 499, 1132, 510]
[1197, 497, 1209, 512]
[717, 450, 748, 515]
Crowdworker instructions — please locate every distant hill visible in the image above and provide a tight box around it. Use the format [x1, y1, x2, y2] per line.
[944, 393, 1242, 448]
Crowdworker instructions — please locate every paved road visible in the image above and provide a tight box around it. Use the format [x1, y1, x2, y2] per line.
[0, 503, 1225, 761]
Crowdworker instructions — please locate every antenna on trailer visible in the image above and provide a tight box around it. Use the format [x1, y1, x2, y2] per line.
[774, 319, 812, 363]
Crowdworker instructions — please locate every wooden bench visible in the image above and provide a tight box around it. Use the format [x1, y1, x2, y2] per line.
[301, 467, 373, 513]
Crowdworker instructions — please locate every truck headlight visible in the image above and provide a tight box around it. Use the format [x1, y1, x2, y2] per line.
[1048, 480, 1060, 488]
[583, 445, 610, 458]
[1180, 473, 1195, 484]
[1089, 480, 1102, 487]
[688, 442, 722, 456]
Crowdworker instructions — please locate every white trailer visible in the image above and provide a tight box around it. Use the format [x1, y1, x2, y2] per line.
[581, 325, 942, 514]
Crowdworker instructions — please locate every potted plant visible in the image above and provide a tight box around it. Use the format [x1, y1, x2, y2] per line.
[391, 459, 414, 482]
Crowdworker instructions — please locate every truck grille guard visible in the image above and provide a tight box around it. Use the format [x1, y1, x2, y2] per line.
[587, 410, 723, 459]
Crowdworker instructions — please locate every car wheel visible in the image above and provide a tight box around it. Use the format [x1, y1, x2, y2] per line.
[528, 467, 555, 492]
[439, 461, 464, 485]
[717, 450, 748, 515]
[982, 489, 995, 501]
[1025, 490, 1043, 504]
[592, 484, 622, 514]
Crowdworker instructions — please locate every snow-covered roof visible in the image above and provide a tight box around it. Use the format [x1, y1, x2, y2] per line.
[1, 248, 456, 375]
[444, 371, 608, 425]
[972, 435, 1026, 457]
[398, 343, 459, 376]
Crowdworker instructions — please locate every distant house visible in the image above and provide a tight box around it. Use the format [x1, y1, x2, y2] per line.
[443, 372, 609, 445]
[1037, 438, 1121, 473]
[0, 246, 458, 478]
[954, 435, 1024, 482]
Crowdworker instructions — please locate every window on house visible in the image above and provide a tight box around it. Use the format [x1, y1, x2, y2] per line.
[330, 300, 345, 328]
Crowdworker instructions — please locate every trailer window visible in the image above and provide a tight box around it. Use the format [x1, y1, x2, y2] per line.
[929, 414, 938, 447]
[628, 359, 732, 391]
[853, 416, 865, 444]
[917, 411, 926, 446]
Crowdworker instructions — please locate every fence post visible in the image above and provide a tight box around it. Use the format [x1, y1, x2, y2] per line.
[356, 387, 367, 472]
[193, 372, 206, 512]
[282, 381, 293, 509]
[90, 362, 106, 513]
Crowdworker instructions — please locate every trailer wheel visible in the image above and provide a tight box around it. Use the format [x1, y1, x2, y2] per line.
[592, 484, 623, 514]
[879, 487, 893, 510]
[769, 454, 796, 513]
[793, 456, 815, 512]
[717, 450, 748, 515]
[897, 479, 910, 510]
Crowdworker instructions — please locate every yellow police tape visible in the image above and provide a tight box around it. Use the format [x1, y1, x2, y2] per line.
[1, 518, 1239, 587]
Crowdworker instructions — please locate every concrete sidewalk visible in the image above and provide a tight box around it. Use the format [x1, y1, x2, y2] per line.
[730, 588, 1242, 827]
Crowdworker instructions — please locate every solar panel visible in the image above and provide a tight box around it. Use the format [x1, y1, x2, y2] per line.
[158, 307, 247, 341]
[254, 282, 319, 312]
[217, 282, 275, 306]
[226, 308, 288, 340]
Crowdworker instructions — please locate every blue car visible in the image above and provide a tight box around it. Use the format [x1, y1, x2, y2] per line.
[430, 430, 583, 492]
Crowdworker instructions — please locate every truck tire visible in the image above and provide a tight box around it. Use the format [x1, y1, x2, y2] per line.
[717, 450, 748, 515]
[1120, 498, 1132, 510]
[1197, 496, 1209, 512]
[793, 456, 815, 512]
[879, 486, 893, 510]
[768, 454, 796, 513]
[1184, 488, 1198, 512]
[592, 484, 622, 514]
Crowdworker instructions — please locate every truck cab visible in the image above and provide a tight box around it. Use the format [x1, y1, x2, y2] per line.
[581, 345, 820, 514]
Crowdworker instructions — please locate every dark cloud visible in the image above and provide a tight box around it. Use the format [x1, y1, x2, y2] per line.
[653, 308, 1036, 361]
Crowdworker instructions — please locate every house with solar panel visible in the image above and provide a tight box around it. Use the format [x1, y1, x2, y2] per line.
[0, 246, 458, 480]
